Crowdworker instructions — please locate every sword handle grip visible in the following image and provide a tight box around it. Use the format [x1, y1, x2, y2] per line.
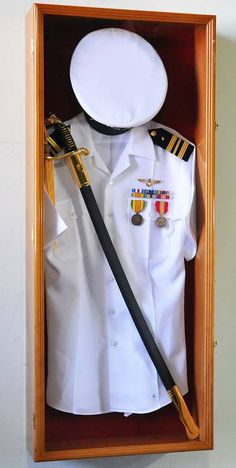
[168, 385, 200, 440]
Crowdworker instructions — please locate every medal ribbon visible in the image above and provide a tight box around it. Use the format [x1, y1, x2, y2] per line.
[131, 189, 144, 198]
[131, 189, 170, 199]
[131, 199, 146, 214]
[155, 200, 169, 217]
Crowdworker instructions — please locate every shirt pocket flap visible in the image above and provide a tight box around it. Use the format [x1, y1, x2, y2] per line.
[171, 203, 184, 221]
[56, 197, 83, 222]
[53, 197, 85, 261]
[44, 190, 67, 248]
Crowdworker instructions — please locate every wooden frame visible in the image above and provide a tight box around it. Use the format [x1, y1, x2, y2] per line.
[25, 3, 215, 461]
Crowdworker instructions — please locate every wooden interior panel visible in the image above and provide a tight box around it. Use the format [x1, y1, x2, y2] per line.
[43, 14, 197, 450]
[25, 4, 215, 461]
[44, 15, 197, 139]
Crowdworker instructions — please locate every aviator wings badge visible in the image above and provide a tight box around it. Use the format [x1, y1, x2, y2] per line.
[138, 178, 161, 187]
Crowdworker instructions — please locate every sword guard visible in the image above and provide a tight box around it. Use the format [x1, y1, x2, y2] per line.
[44, 148, 89, 161]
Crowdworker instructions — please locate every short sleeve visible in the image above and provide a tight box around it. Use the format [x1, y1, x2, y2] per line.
[183, 146, 197, 261]
[44, 189, 67, 248]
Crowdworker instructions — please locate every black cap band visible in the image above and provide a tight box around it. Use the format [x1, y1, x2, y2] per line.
[84, 112, 130, 136]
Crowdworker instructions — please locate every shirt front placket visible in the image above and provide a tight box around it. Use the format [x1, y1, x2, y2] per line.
[89, 131, 133, 411]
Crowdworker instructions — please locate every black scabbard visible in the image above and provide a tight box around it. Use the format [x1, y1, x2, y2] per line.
[80, 184, 175, 390]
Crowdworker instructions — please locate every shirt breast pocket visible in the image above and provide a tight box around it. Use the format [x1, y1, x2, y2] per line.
[149, 204, 183, 263]
[125, 198, 151, 258]
[53, 197, 85, 261]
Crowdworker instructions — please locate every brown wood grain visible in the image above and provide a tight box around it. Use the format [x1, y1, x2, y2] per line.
[194, 19, 215, 446]
[25, 5, 36, 457]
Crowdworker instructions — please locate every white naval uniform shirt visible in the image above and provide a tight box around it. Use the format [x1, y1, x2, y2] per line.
[44, 112, 197, 415]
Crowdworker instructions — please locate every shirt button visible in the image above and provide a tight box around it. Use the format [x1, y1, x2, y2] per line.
[70, 212, 77, 219]
[110, 340, 118, 347]
[110, 309, 116, 315]
[152, 393, 156, 399]
[109, 276, 115, 282]
[108, 212, 113, 217]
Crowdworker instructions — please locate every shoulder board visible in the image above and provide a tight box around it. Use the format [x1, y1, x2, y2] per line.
[148, 128, 194, 162]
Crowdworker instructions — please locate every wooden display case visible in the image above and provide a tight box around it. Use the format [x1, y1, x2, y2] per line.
[25, 3, 215, 462]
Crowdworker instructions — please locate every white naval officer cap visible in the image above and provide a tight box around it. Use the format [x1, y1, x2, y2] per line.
[70, 28, 168, 129]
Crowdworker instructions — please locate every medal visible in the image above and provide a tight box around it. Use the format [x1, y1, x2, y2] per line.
[131, 213, 143, 225]
[131, 199, 146, 225]
[155, 199, 169, 227]
[156, 216, 168, 227]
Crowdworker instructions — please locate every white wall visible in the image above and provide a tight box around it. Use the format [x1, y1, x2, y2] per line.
[0, 0, 235, 467]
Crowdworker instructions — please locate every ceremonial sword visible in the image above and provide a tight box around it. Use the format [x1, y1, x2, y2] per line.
[45, 114, 199, 440]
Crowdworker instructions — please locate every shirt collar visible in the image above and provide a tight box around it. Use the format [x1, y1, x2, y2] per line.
[110, 124, 156, 181]
[69, 113, 156, 180]
[129, 124, 156, 160]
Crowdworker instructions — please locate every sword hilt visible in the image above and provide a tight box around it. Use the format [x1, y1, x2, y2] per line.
[45, 114, 90, 188]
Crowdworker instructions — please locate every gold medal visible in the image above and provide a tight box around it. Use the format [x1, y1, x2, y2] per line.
[131, 199, 146, 226]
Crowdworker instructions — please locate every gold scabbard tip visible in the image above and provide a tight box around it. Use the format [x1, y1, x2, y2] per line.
[168, 386, 200, 440]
